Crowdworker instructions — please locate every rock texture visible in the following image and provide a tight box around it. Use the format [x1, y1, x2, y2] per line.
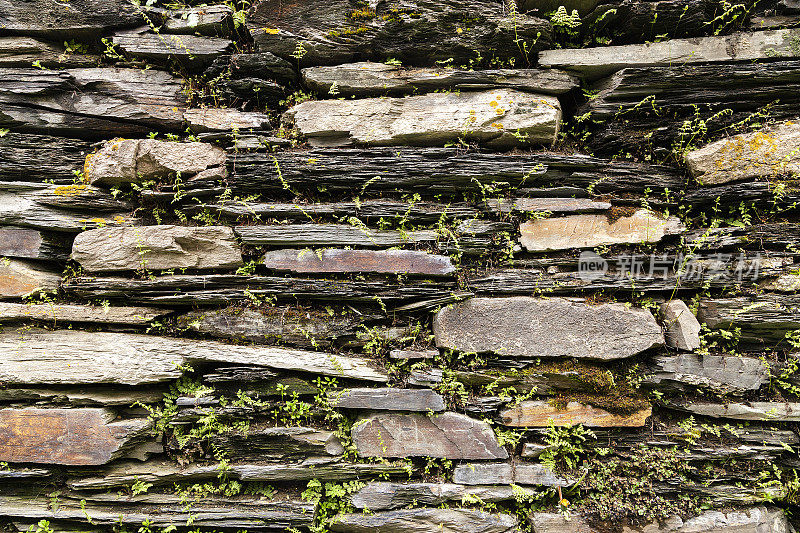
[351, 482, 519, 510]
[0, 259, 59, 298]
[660, 300, 702, 351]
[328, 388, 446, 412]
[331, 508, 518, 533]
[453, 462, 570, 486]
[434, 297, 663, 360]
[646, 354, 768, 395]
[0, 302, 166, 325]
[500, 401, 652, 427]
[262, 249, 455, 276]
[71, 225, 243, 272]
[351, 412, 507, 459]
[112, 29, 234, 67]
[236, 224, 437, 247]
[285, 90, 562, 148]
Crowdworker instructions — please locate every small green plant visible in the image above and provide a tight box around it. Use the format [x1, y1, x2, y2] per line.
[539, 421, 596, 472]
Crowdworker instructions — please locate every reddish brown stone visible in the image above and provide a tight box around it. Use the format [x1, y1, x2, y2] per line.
[262, 249, 455, 276]
[0, 408, 150, 465]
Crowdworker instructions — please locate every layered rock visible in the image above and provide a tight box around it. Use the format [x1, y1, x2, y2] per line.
[697, 295, 800, 347]
[685, 120, 800, 185]
[285, 90, 562, 148]
[0, 408, 150, 465]
[453, 462, 570, 486]
[262, 249, 455, 276]
[302, 62, 578, 96]
[183, 107, 272, 132]
[645, 354, 768, 395]
[163, 5, 234, 35]
[0, 37, 99, 68]
[0, 0, 145, 38]
[660, 299, 702, 351]
[328, 388, 446, 412]
[0, 302, 166, 325]
[331, 508, 517, 533]
[71, 225, 243, 272]
[351, 412, 507, 459]
[487, 197, 611, 214]
[500, 401, 652, 427]
[0, 259, 59, 298]
[519, 209, 684, 251]
[112, 29, 233, 67]
[236, 224, 438, 247]
[351, 482, 520, 510]
[433, 297, 663, 360]
[670, 401, 800, 421]
[0, 227, 70, 261]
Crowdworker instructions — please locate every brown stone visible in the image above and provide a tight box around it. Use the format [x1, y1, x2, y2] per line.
[352, 412, 507, 459]
[0, 259, 59, 298]
[500, 401, 652, 427]
[0, 408, 150, 465]
[0, 302, 167, 325]
[262, 249, 455, 276]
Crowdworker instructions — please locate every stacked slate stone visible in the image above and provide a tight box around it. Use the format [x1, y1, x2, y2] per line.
[1, 0, 800, 532]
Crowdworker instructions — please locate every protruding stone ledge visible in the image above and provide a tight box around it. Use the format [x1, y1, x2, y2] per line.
[284, 89, 561, 148]
[183, 107, 272, 133]
[302, 62, 578, 97]
[331, 508, 517, 533]
[328, 388, 446, 412]
[500, 400, 652, 427]
[685, 120, 800, 185]
[236, 224, 438, 247]
[519, 209, 684, 252]
[112, 29, 233, 67]
[453, 462, 570, 486]
[352, 412, 507, 459]
[262, 249, 455, 276]
[163, 5, 234, 35]
[660, 299, 701, 351]
[668, 401, 800, 421]
[539, 29, 800, 79]
[0, 37, 99, 68]
[0, 408, 150, 465]
[351, 482, 521, 510]
[85, 138, 226, 186]
[0, 259, 59, 298]
[645, 354, 768, 395]
[0, 227, 70, 260]
[0, 302, 167, 325]
[487, 197, 611, 214]
[71, 225, 243, 272]
[433, 297, 663, 360]
[0, 0, 145, 39]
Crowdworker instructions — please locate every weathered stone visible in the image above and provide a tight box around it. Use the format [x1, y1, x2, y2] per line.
[285, 90, 561, 148]
[669, 401, 800, 421]
[519, 210, 684, 252]
[408, 368, 444, 387]
[762, 273, 800, 292]
[85, 138, 226, 186]
[685, 120, 800, 185]
[0, 228, 69, 260]
[0, 132, 90, 183]
[660, 300, 701, 351]
[163, 5, 233, 35]
[389, 349, 438, 360]
[262, 249, 455, 276]
[434, 297, 663, 360]
[351, 482, 518, 510]
[236, 224, 438, 247]
[328, 388, 445, 412]
[248, 0, 550, 66]
[178, 306, 366, 348]
[0, 0, 145, 39]
[0, 259, 59, 298]
[0, 408, 150, 465]
[0, 388, 163, 407]
[646, 354, 768, 395]
[487, 197, 611, 214]
[0, 302, 166, 325]
[519, 0, 601, 15]
[331, 508, 517, 533]
[521, 443, 548, 458]
[71, 225, 243, 272]
[112, 29, 233, 67]
[352, 412, 507, 459]
[0, 68, 186, 138]
[183, 107, 272, 132]
[453, 462, 569, 486]
[0, 329, 387, 385]
[500, 401, 652, 427]
[208, 427, 345, 460]
[540, 29, 800, 79]
[0, 37, 98, 68]
[302, 62, 578, 97]
[697, 295, 800, 347]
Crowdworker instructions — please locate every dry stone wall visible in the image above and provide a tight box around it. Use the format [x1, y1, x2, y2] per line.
[0, 1, 799, 532]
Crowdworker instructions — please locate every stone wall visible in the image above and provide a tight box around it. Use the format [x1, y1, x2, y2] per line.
[0, 1, 799, 532]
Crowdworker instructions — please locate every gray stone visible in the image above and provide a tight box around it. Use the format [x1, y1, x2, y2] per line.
[0, 0, 145, 39]
[487, 197, 611, 214]
[85, 139, 226, 186]
[500, 401, 652, 427]
[660, 300, 701, 351]
[434, 297, 663, 360]
[236, 224, 438, 248]
[0, 37, 98, 68]
[352, 412, 507, 459]
[112, 29, 233, 67]
[331, 508, 517, 533]
[71, 225, 242, 272]
[302, 62, 578, 97]
[647, 354, 768, 395]
[0, 259, 59, 298]
[453, 462, 570, 486]
[351, 482, 518, 510]
[539, 28, 800, 80]
[519, 209, 684, 252]
[285, 89, 561, 148]
[183, 108, 272, 133]
[521, 443, 549, 458]
[0, 329, 387, 385]
[328, 388, 445, 412]
[670, 401, 800, 422]
[389, 349, 438, 360]
[761, 273, 800, 292]
[163, 5, 233, 35]
[262, 249, 455, 276]
[0, 302, 167, 325]
[518, 0, 601, 15]
[685, 120, 800, 185]
[408, 368, 444, 387]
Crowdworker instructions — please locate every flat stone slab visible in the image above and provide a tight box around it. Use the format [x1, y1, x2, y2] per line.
[331, 508, 517, 533]
[0, 37, 99, 68]
[163, 5, 233, 34]
[453, 462, 569, 486]
[540, 28, 800, 79]
[0, 302, 167, 325]
[183, 108, 272, 132]
[0, 227, 68, 260]
[487, 197, 611, 214]
[328, 388, 446, 412]
[670, 401, 800, 422]
[71, 225, 243, 272]
[285, 89, 561, 148]
[262, 249, 455, 276]
[389, 349, 438, 360]
[433, 297, 663, 360]
[647, 354, 768, 395]
[302, 62, 578, 97]
[660, 299, 701, 351]
[0, 259, 59, 298]
[0, 408, 150, 465]
[86, 138, 226, 186]
[0, 0, 144, 38]
[236, 224, 438, 247]
[519, 209, 684, 251]
[112, 29, 233, 66]
[685, 120, 800, 185]
[352, 412, 507, 459]
[0, 329, 387, 385]
[351, 482, 519, 510]
[500, 401, 652, 427]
